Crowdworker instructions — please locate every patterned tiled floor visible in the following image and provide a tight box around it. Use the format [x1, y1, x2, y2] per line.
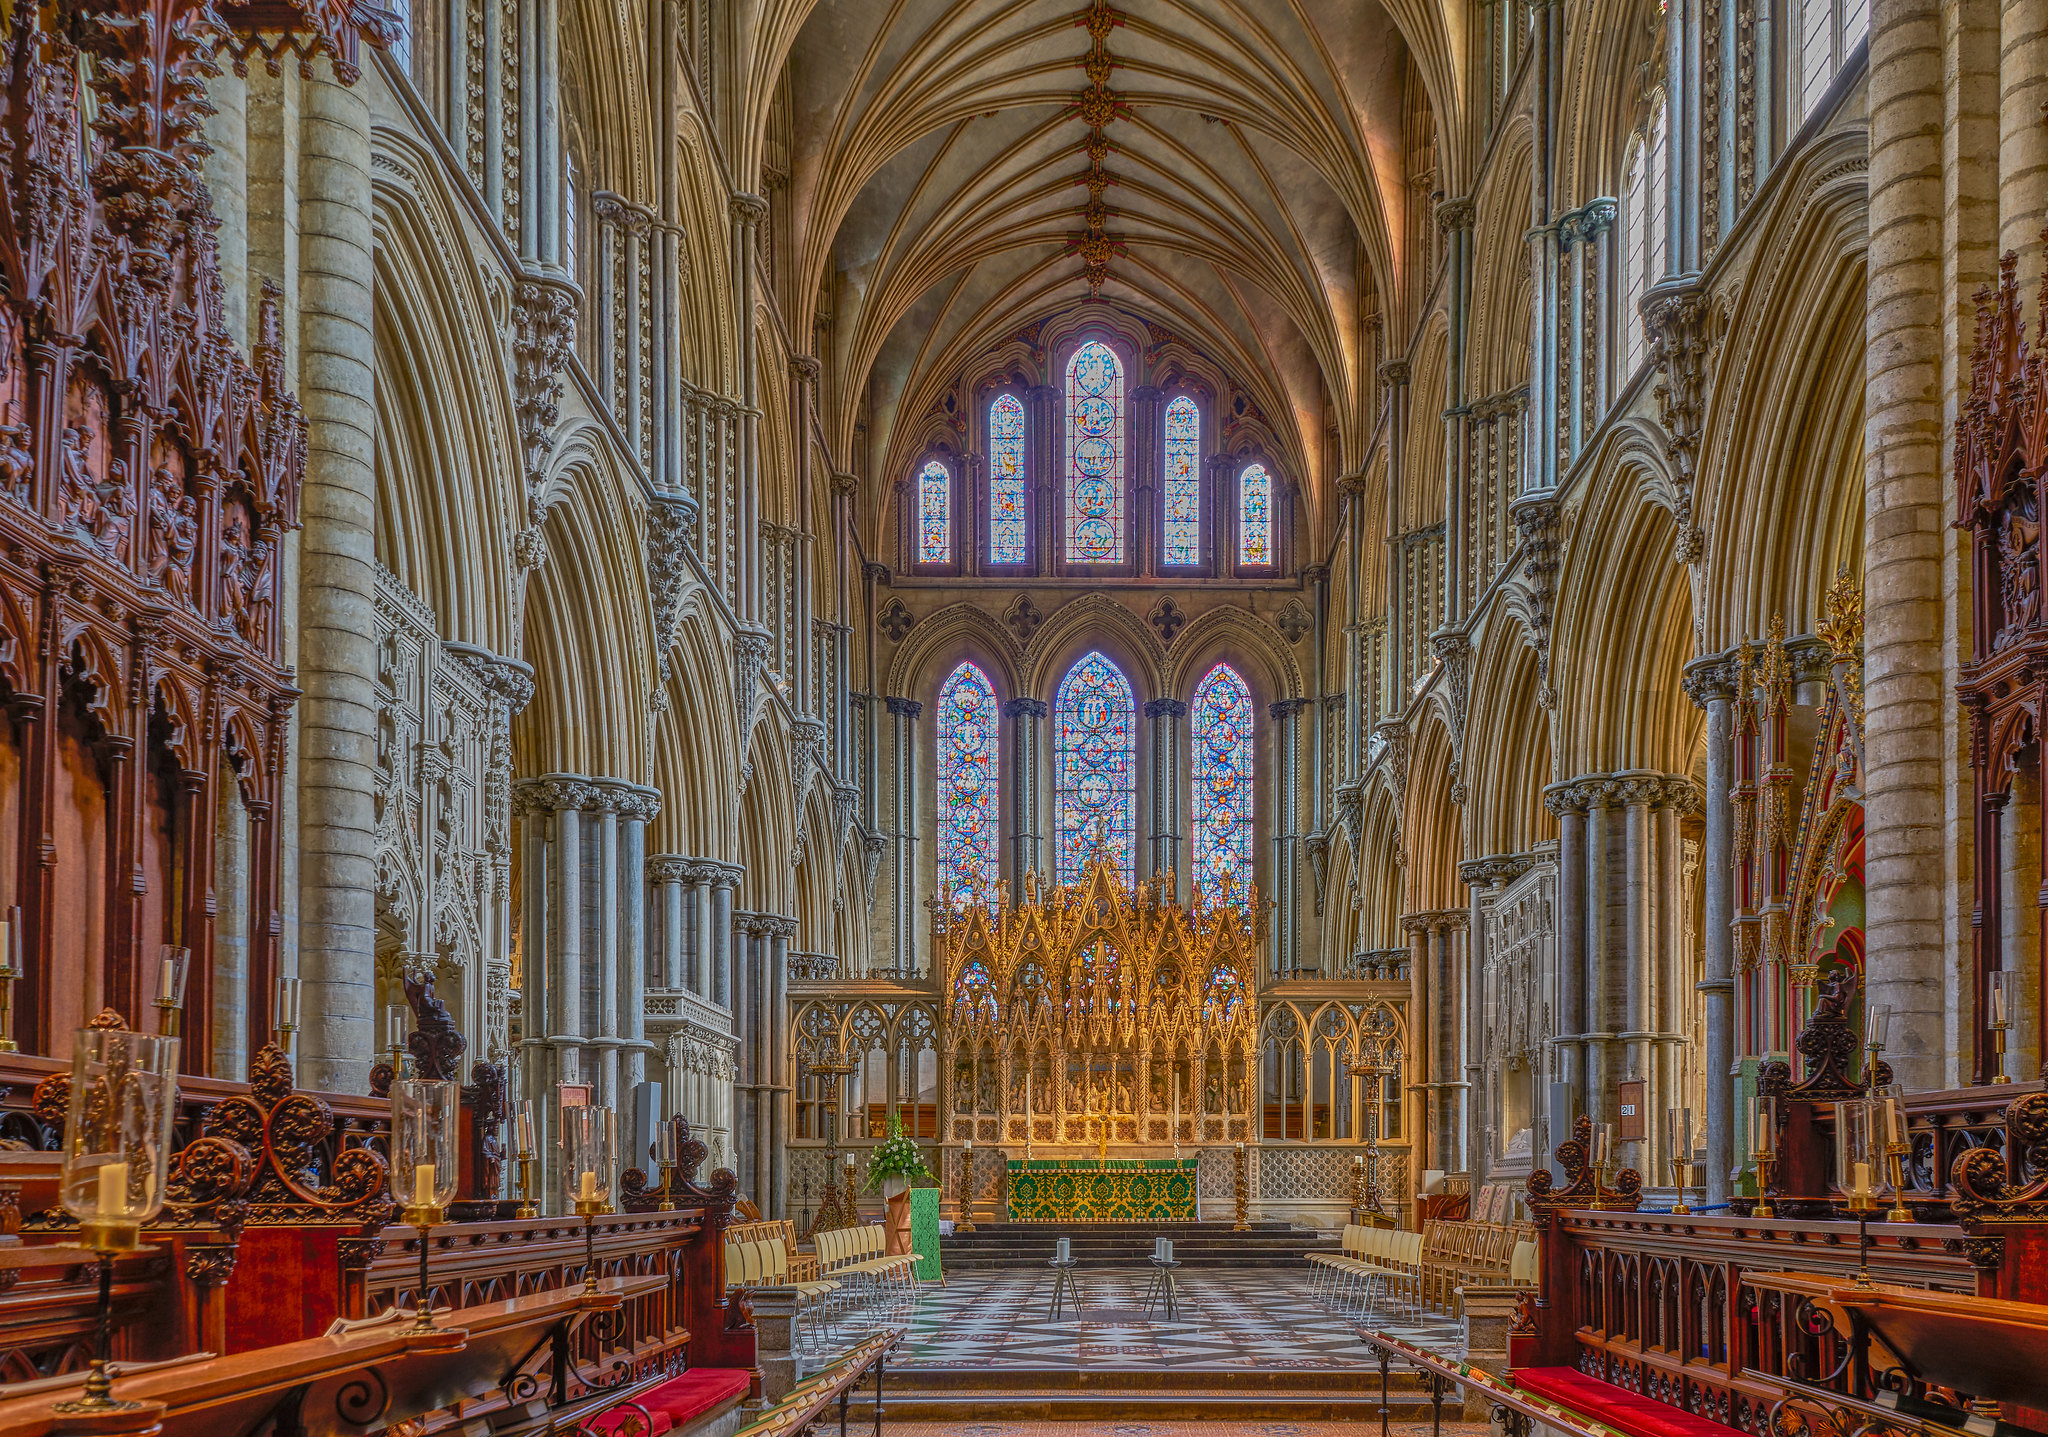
[817, 1268, 1465, 1373]
[889, 1422, 1493, 1436]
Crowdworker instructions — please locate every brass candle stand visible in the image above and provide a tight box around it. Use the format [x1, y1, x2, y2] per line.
[514, 1148, 539, 1219]
[1669, 1156, 1694, 1216]
[576, 1197, 611, 1293]
[52, 1242, 140, 1414]
[0, 958, 19, 1054]
[1232, 1145, 1250, 1231]
[1752, 1149, 1778, 1219]
[956, 1147, 978, 1233]
[657, 1160, 678, 1212]
[402, 1198, 445, 1333]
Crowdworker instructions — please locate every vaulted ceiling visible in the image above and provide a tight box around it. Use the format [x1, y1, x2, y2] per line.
[769, 0, 1453, 534]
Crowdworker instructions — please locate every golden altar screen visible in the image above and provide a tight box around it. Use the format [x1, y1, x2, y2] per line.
[938, 859, 1260, 1152]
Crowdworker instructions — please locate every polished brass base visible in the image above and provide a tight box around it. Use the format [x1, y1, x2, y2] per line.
[401, 1202, 445, 1227]
[1752, 1202, 1777, 1218]
[77, 1218, 144, 1253]
[51, 1361, 142, 1415]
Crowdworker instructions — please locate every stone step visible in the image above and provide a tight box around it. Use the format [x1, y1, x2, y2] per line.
[880, 1365, 1440, 1420]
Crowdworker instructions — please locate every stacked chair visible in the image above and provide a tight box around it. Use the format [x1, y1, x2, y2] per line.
[812, 1223, 920, 1319]
[724, 1232, 840, 1354]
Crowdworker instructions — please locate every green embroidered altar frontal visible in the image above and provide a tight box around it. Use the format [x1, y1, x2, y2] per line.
[1004, 1157, 1200, 1222]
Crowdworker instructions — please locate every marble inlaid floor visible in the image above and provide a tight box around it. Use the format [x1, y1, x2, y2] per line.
[816, 1268, 1465, 1373]
[890, 1423, 1492, 1437]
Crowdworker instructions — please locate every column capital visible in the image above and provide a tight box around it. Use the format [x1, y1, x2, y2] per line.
[1379, 360, 1411, 387]
[832, 472, 861, 497]
[1002, 696, 1048, 719]
[513, 772, 663, 819]
[647, 856, 694, 884]
[1144, 697, 1188, 720]
[885, 696, 924, 719]
[1681, 652, 1740, 706]
[1268, 698, 1311, 720]
[729, 193, 769, 226]
[790, 354, 821, 384]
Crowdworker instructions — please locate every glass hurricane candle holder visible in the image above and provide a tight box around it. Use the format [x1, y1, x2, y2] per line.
[1835, 1097, 1881, 1215]
[152, 947, 190, 1039]
[55, 1027, 180, 1415]
[564, 1105, 615, 1292]
[391, 1078, 459, 1332]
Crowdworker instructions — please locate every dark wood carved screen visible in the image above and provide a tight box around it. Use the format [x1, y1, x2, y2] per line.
[1957, 235, 2048, 1086]
[0, 0, 308, 1071]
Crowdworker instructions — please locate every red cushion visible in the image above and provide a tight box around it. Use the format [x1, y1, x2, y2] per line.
[1511, 1367, 1743, 1437]
[642, 1368, 752, 1424]
[583, 1405, 673, 1437]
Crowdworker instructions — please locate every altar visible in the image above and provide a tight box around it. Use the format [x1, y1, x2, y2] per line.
[1005, 1157, 1200, 1222]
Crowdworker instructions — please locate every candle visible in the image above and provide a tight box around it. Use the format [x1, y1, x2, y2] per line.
[415, 1163, 437, 1205]
[275, 977, 301, 1028]
[385, 1004, 408, 1051]
[964, 1139, 973, 1154]
[1681, 1107, 1693, 1150]
[1991, 973, 2010, 1027]
[1852, 1161, 1871, 1198]
[520, 1101, 536, 1154]
[1884, 1096, 1903, 1147]
[846, 1152, 854, 1169]
[4, 905, 18, 972]
[97, 1160, 129, 1218]
[156, 948, 187, 1003]
[579, 1169, 597, 1202]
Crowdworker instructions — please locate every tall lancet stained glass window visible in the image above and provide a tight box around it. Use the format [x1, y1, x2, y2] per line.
[1163, 395, 1201, 565]
[990, 394, 1027, 564]
[1238, 463, 1272, 566]
[1191, 664, 1254, 905]
[1065, 341, 1126, 562]
[1054, 651, 1136, 886]
[936, 662, 999, 904]
[917, 460, 951, 563]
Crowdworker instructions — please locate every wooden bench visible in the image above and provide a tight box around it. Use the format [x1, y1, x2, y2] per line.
[579, 1367, 752, 1436]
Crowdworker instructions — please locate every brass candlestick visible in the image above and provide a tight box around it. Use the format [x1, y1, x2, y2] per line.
[403, 1205, 444, 1333]
[1884, 1143, 1913, 1224]
[514, 1149, 538, 1219]
[957, 1148, 977, 1233]
[1753, 1150, 1777, 1219]
[658, 1161, 677, 1212]
[51, 1249, 136, 1413]
[1670, 1156, 1693, 1216]
[0, 960, 17, 1054]
[576, 1202, 610, 1292]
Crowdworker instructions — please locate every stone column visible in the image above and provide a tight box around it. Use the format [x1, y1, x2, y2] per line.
[1270, 699, 1308, 973]
[887, 697, 923, 975]
[1003, 697, 1047, 883]
[1404, 915, 1432, 1174]
[1621, 773, 1655, 1173]
[596, 804, 620, 1105]
[733, 912, 759, 1207]
[706, 862, 738, 1008]
[1582, 779, 1615, 1126]
[1545, 784, 1588, 1130]
[1685, 658, 1737, 1202]
[730, 194, 767, 625]
[295, 61, 378, 1092]
[649, 857, 689, 991]
[1146, 698, 1187, 887]
[764, 914, 796, 1216]
[1379, 364, 1411, 693]
[1862, 0, 1949, 1090]
[619, 791, 657, 1099]
[1129, 386, 1164, 574]
[2001, 0, 2048, 293]
[1340, 473, 1368, 781]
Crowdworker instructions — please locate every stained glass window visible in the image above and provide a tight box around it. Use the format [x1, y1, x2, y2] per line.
[1238, 463, 1272, 566]
[1053, 651, 1136, 886]
[916, 460, 951, 563]
[1163, 395, 1201, 566]
[1064, 341, 1125, 562]
[936, 662, 999, 904]
[990, 394, 1027, 564]
[1190, 663, 1254, 906]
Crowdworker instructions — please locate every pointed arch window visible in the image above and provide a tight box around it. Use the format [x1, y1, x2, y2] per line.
[1238, 463, 1273, 567]
[1190, 663, 1254, 906]
[1064, 340, 1126, 562]
[916, 459, 951, 564]
[1053, 651, 1136, 886]
[936, 662, 999, 905]
[989, 393, 1028, 564]
[1162, 395, 1201, 566]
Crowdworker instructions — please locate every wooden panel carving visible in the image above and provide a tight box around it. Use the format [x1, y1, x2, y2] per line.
[1957, 234, 2048, 1085]
[0, 0, 310, 1071]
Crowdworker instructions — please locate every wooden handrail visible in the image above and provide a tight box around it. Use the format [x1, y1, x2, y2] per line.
[0, 1276, 658, 1437]
[730, 1330, 898, 1437]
